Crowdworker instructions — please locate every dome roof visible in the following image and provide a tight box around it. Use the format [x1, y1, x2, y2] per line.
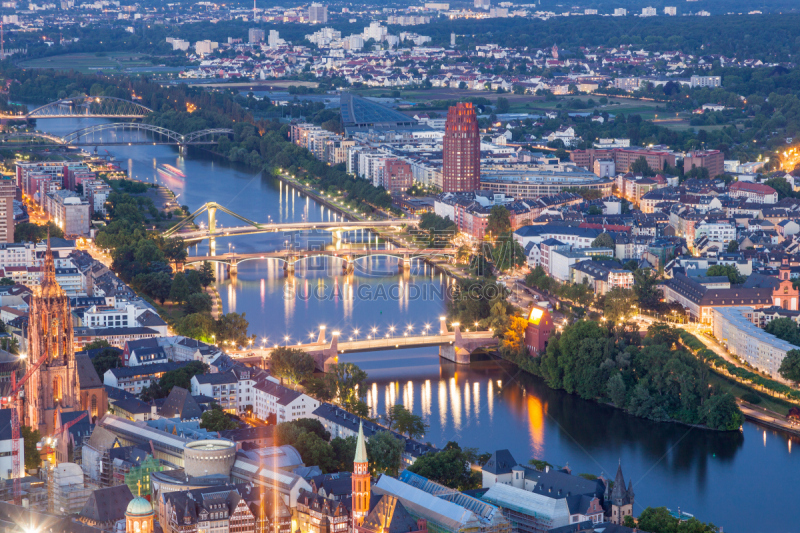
[126, 497, 153, 516]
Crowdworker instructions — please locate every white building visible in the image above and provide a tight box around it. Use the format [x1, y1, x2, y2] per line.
[194, 40, 219, 56]
[712, 307, 797, 378]
[690, 75, 722, 88]
[253, 380, 319, 423]
[613, 8, 627, 15]
[191, 366, 263, 414]
[664, 6, 676, 15]
[641, 6, 656, 16]
[695, 220, 736, 244]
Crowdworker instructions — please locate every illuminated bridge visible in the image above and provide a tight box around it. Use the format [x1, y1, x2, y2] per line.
[0, 123, 234, 148]
[0, 96, 153, 119]
[234, 320, 498, 371]
[164, 202, 419, 242]
[184, 247, 457, 273]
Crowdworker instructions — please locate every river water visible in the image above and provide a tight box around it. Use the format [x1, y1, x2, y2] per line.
[35, 117, 797, 532]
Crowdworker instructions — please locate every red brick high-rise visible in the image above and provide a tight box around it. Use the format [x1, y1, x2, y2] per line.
[442, 102, 480, 192]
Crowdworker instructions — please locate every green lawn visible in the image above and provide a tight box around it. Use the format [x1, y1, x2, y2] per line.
[709, 371, 794, 416]
[19, 52, 153, 73]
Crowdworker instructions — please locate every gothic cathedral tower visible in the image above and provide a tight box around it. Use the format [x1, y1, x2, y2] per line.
[24, 234, 80, 434]
[352, 422, 370, 527]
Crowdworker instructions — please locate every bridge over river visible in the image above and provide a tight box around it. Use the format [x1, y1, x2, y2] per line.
[234, 320, 498, 371]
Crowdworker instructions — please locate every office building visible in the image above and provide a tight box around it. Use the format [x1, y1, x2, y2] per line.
[664, 6, 677, 15]
[690, 75, 722, 88]
[309, 3, 328, 23]
[45, 190, 91, 237]
[683, 149, 725, 178]
[248, 27, 265, 43]
[641, 6, 656, 16]
[442, 102, 480, 192]
[0, 175, 14, 243]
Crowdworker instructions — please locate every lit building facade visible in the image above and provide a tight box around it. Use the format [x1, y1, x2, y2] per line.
[442, 103, 480, 192]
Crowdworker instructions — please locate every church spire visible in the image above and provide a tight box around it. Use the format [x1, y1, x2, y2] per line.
[354, 421, 368, 464]
[351, 421, 370, 527]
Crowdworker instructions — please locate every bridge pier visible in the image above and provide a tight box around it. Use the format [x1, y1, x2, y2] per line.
[179, 144, 187, 156]
[342, 258, 354, 274]
[227, 260, 238, 276]
[283, 256, 298, 274]
[208, 204, 217, 236]
[209, 237, 216, 255]
[439, 343, 472, 364]
[399, 253, 411, 271]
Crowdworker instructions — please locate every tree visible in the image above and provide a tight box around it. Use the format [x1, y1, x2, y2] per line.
[386, 404, 428, 439]
[706, 264, 746, 284]
[500, 316, 529, 358]
[21, 426, 42, 471]
[176, 313, 216, 342]
[200, 404, 238, 431]
[135, 272, 172, 305]
[366, 431, 404, 477]
[406, 442, 481, 490]
[701, 393, 743, 431]
[607, 373, 626, 407]
[270, 347, 316, 386]
[779, 349, 800, 381]
[92, 347, 122, 378]
[603, 287, 637, 325]
[185, 292, 212, 315]
[485, 205, 511, 238]
[766, 318, 800, 347]
[158, 361, 208, 396]
[169, 272, 193, 304]
[765, 176, 793, 200]
[727, 240, 739, 253]
[14, 222, 63, 243]
[636, 506, 718, 533]
[84, 339, 111, 351]
[215, 312, 252, 346]
[630, 156, 655, 176]
[591, 232, 615, 249]
[331, 436, 358, 472]
[198, 261, 216, 287]
[325, 363, 368, 414]
[490, 233, 527, 272]
[633, 268, 663, 311]
[0, 277, 13, 286]
[495, 97, 510, 113]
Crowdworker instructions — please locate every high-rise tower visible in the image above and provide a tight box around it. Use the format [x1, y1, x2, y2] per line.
[442, 102, 480, 192]
[24, 233, 80, 434]
[351, 422, 370, 527]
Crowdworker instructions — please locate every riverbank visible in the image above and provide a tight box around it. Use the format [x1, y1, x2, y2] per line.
[738, 400, 800, 436]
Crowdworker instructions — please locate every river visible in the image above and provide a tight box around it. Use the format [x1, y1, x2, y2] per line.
[34, 116, 798, 533]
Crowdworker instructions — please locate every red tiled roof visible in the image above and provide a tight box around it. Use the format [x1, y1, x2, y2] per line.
[730, 182, 777, 194]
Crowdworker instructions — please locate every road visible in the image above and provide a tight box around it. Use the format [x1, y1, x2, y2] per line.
[738, 401, 800, 436]
[681, 322, 796, 389]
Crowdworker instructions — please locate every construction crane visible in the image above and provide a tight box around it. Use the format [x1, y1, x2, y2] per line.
[3, 350, 51, 505]
[37, 411, 88, 465]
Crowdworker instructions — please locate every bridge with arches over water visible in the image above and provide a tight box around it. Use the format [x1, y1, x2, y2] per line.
[164, 202, 419, 244]
[0, 123, 233, 151]
[233, 319, 498, 371]
[0, 96, 154, 119]
[184, 246, 458, 274]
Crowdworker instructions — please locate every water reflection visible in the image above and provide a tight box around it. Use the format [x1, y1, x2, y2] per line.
[31, 114, 799, 533]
